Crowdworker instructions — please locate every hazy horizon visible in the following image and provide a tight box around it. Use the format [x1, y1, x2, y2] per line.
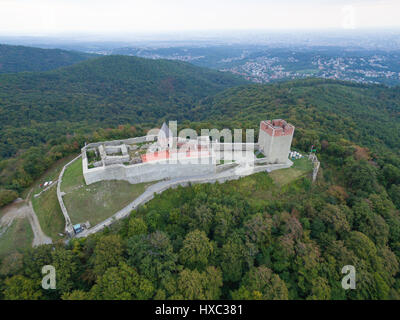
[1, 0, 400, 36]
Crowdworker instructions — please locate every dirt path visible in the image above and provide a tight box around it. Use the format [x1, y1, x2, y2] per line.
[26, 202, 52, 246]
[0, 199, 27, 236]
[0, 192, 52, 247]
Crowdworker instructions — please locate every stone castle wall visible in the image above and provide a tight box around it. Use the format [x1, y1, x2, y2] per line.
[81, 136, 257, 186]
[83, 135, 157, 150]
[83, 154, 216, 185]
[211, 142, 258, 151]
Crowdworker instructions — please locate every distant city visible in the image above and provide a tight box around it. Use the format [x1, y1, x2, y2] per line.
[1, 30, 400, 85]
[106, 46, 400, 85]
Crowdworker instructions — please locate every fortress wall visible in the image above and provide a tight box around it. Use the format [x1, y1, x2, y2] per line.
[83, 164, 124, 185]
[84, 138, 255, 153]
[83, 161, 216, 185]
[104, 145, 124, 153]
[103, 155, 130, 165]
[128, 162, 216, 184]
[254, 157, 271, 165]
[212, 143, 258, 162]
[212, 143, 258, 151]
[93, 161, 103, 167]
[83, 135, 157, 150]
[216, 162, 238, 173]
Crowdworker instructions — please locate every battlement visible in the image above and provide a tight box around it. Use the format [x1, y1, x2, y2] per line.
[260, 119, 295, 137]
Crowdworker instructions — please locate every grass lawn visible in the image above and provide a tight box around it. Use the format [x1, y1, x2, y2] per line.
[61, 156, 156, 226]
[32, 186, 65, 240]
[292, 157, 313, 171]
[216, 168, 313, 210]
[228, 171, 276, 200]
[269, 158, 313, 187]
[269, 168, 306, 187]
[61, 157, 85, 193]
[63, 180, 155, 226]
[24, 154, 80, 241]
[0, 218, 33, 258]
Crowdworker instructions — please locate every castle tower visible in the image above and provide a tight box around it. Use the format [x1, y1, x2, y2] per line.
[258, 119, 295, 164]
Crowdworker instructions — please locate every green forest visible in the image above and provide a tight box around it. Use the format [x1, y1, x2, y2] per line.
[0, 55, 245, 201]
[0, 55, 245, 159]
[0, 44, 93, 74]
[0, 55, 400, 299]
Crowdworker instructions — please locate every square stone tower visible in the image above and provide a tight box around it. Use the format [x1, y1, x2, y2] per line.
[258, 119, 295, 164]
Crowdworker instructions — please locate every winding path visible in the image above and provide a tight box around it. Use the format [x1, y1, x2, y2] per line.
[26, 202, 52, 246]
[0, 192, 52, 247]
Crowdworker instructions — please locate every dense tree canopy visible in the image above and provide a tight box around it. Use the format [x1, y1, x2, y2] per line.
[0, 59, 400, 299]
[0, 44, 92, 74]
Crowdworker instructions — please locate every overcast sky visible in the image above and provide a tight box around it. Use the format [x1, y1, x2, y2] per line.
[0, 0, 399, 35]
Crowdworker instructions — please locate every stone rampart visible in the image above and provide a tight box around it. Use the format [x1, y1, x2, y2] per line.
[83, 135, 157, 150]
[83, 160, 216, 185]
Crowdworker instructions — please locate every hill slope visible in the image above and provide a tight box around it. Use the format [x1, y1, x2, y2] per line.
[0, 44, 93, 73]
[0, 55, 246, 159]
[191, 79, 400, 155]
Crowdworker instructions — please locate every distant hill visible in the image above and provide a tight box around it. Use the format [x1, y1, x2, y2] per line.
[191, 79, 400, 155]
[0, 55, 246, 158]
[0, 44, 93, 73]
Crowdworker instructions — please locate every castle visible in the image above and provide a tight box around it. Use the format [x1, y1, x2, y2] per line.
[81, 119, 295, 185]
